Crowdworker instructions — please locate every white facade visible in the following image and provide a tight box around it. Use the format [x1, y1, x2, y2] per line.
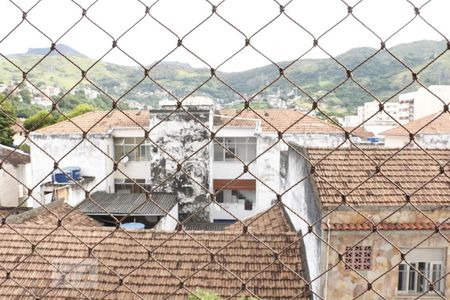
[153, 204, 178, 231]
[210, 124, 345, 222]
[0, 162, 30, 207]
[29, 134, 115, 207]
[29, 129, 155, 207]
[397, 86, 450, 121]
[412, 86, 450, 120]
[342, 101, 400, 136]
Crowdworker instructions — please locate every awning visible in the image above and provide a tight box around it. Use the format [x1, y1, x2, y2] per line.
[213, 179, 256, 191]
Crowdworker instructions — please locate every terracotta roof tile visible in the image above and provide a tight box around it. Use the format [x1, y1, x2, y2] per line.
[303, 147, 450, 207]
[344, 126, 375, 139]
[33, 110, 149, 135]
[382, 112, 450, 136]
[324, 222, 450, 231]
[216, 109, 343, 134]
[225, 203, 293, 234]
[0, 225, 307, 299]
[7, 200, 101, 227]
[0, 144, 30, 166]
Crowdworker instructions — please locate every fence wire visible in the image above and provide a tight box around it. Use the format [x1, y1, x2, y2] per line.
[0, 0, 449, 299]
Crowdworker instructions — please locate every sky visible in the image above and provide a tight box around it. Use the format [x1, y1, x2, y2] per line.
[0, 0, 449, 72]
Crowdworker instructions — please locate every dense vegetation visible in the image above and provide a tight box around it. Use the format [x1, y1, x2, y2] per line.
[1, 40, 449, 117]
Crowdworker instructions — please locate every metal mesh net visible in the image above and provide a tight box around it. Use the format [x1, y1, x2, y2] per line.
[0, 0, 449, 299]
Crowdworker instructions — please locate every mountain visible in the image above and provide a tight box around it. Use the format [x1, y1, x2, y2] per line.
[1, 40, 449, 115]
[14, 44, 88, 58]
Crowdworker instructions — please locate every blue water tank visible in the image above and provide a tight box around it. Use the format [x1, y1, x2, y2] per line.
[52, 167, 81, 183]
[65, 167, 81, 181]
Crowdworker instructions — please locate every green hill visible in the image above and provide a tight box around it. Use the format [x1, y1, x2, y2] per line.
[1, 40, 449, 116]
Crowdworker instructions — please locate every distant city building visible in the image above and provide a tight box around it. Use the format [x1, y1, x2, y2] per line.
[382, 112, 450, 148]
[342, 100, 400, 136]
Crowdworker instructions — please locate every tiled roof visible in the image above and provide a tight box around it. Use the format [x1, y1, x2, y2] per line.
[0, 144, 30, 166]
[325, 222, 450, 231]
[216, 109, 343, 134]
[79, 192, 177, 216]
[0, 226, 307, 299]
[33, 110, 149, 135]
[7, 200, 101, 227]
[225, 203, 293, 233]
[344, 126, 375, 139]
[303, 147, 450, 207]
[382, 112, 450, 136]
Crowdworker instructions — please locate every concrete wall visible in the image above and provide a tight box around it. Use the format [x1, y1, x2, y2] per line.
[385, 134, 450, 149]
[154, 204, 178, 231]
[322, 208, 450, 299]
[149, 110, 211, 220]
[0, 163, 25, 207]
[324, 230, 450, 300]
[256, 133, 345, 215]
[282, 145, 326, 299]
[29, 134, 114, 207]
[413, 86, 450, 120]
[384, 135, 409, 148]
[420, 134, 450, 149]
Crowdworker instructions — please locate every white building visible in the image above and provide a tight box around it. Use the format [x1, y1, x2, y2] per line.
[0, 145, 31, 207]
[398, 85, 450, 121]
[28, 107, 212, 223]
[382, 112, 450, 148]
[210, 109, 345, 223]
[341, 101, 400, 136]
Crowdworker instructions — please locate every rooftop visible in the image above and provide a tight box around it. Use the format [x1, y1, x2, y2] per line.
[0, 225, 307, 299]
[297, 146, 450, 207]
[225, 203, 293, 234]
[325, 222, 450, 231]
[78, 192, 177, 216]
[7, 199, 101, 227]
[0, 144, 30, 166]
[216, 109, 343, 134]
[33, 110, 149, 135]
[382, 112, 450, 136]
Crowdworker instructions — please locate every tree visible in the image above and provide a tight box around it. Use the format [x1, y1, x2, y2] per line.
[19, 89, 32, 104]
[0, 97, 17, 146]
[57, 103, 95, 122]
[23, 110, 59, 131]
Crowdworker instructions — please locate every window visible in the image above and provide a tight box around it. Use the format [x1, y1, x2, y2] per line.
[114, 178, 151, 193]
[344, 246, 372, 270]
[214, 137, 257, 162]
[114, 137, 152, 161]
[398, 249, 445, 295]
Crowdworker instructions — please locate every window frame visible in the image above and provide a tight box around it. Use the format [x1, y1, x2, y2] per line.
[397, 260, 445, 295]
[114, 137, 152, 162]
[213, 137, 257, 162]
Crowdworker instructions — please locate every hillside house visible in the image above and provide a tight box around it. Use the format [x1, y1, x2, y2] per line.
[382, 112, 450, 148]
[211, 108, 345, 223]
[0, 145, 30, 208]
[283, 146, 450, 299]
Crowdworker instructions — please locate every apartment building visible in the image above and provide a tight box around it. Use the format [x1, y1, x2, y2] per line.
[28, 107, 211, 220]
[210, 108, 345, 223]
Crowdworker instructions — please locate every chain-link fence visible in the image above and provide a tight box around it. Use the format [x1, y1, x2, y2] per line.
[0, 0, 449, 299]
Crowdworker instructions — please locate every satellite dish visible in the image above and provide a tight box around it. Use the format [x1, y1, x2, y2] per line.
[122, 156, 129, 164]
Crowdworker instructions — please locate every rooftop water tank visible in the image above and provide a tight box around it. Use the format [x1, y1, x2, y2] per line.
[121, 222, 145, 230]
[52, 167, 81, 184]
